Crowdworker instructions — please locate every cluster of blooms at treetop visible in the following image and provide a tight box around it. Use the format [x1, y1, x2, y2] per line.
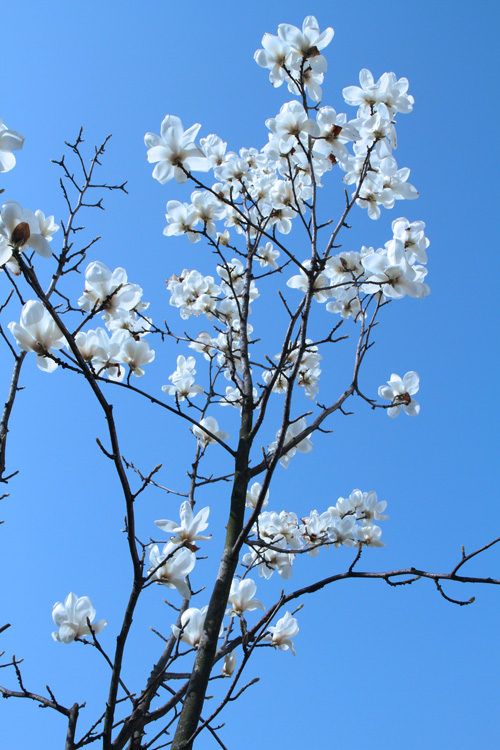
[0, 17, 445, 746]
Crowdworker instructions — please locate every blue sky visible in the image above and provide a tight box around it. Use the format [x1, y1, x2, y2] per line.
[0, 1, 499, 748]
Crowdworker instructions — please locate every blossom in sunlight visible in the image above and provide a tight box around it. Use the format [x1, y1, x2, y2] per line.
[119, 336, 155, 377]
[171, 606, 208, 647]
[226, 578, 264, 617]
[192, 416, 229, 447]
[356, 523, 385, 547]
[268, 417, 313, 469]
[256, 241, 280, 269]
[155, 501, 211, 547]
[264, 611, 299, 656]
[145, 115, 211, 184]
[148, 543, 195, 600]
[78, 261, 143, 316]
[343, 69, 414, 117]
[162, 355, 204, 400]
[242, 542, 295, 580]
[8, 300, 66, 372]
[52, 593, 107, 644]
[0, 201, 54, 265]
[245, 482, 269, 510]
[0, 117, 24, 172]
[378, 371, 420, 417]
[35, 210, 59, 241]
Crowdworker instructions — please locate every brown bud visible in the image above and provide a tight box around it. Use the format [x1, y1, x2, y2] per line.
[11, 222, 30, 247]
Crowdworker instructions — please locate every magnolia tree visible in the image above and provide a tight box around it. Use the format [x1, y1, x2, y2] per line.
[0, 15, 498, 750]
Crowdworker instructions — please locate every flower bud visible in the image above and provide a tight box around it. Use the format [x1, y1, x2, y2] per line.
[222, 651, 237, 677]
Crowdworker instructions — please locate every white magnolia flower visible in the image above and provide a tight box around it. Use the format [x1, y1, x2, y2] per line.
[266, 101, 319, 154]
[287, 260, 332, 302]
[245, 482, 269, 510]
[264, 611, 299, 656]
[378, 371, 420, 417]
[52, 593, 106, 644]
[242, 536, 295, 580]
[343, 69, 414, 117]
[145, 115, 211, 184]
[268, 417, 313, 469]
[0, 118, 24, 172]
[171, 606, 208, 647]
[0, 201, 53, 264]
[79, 262, 143, 317]
[193, 416, 229, 447]
[35, 210, 59, 240]
[148, 542, 195, 599]
[222, 651, 237, 677]
[226, 578, 264, 617]
[8, 300, 65, 372]
[256, 241, 280, 269]
[155, 501, 211, 547]
[120, 337, 155, 377]
[356, 523, 385, 547]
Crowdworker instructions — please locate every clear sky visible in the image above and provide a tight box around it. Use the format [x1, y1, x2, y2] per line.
[0, 1, 499, 748]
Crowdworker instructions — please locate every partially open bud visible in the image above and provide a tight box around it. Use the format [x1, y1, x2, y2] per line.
[11, 222, 30, 247]
[222, 651, 237, 677]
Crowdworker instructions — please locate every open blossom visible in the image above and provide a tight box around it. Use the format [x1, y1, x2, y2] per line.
[343, 69, 414, 117]
[9, 300, 66, 373]
[0, 117, 24, 172]
[226, 578, 264, 617]
[287, 261, 332, 302]
[193, 416, 229, 447]
[120, 337, 155, 377]
[246, 482, 269, 510]
[268, 417, 313, 469]
[75, 328, 125, 381]
[155, 501, 211, 547]
[163, 354, 203, 400]
[264, 611, 299, 656]
[0, 201, 54, 266]
[171, 606, 208, 647]
[361, 245, 429, 300]
[145, 115, 211, 184]
[378, 371, 420, 417]
[257, 241, 280, 269]
[256, 16, 333, 103]
[356, 523, 385, 547]
[52, 593, 106, 644]
[242, 543, 295, 580]
[389, 216, 429, 265]
[167, 269, 221, 320]
[78, 261, 143, 316]
[148, 542, 195, 599]
[35, 210, 59, 240]
[266, 101, 319, 154]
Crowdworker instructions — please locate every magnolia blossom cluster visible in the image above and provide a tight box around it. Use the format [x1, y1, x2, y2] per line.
[8, 261, 156, 375]
[148, 502, 211, 598]
[286, 216, 430, 321]
[243, 489, 388, 580]
[146, 18, 417, 255]
[75, 261, 155, 379]
[254, 15, 334, 103]
[263, 341, 322, 402]
[143, 16, 429, 434]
